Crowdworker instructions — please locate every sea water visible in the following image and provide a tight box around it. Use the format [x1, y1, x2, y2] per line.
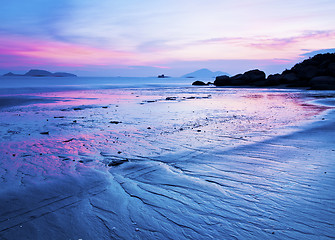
[0, 76, 201, 94]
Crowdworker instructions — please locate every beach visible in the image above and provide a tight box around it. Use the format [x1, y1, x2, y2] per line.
[0, 78, 334, 239]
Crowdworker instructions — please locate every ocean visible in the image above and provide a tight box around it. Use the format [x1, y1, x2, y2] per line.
[0, 76, 201, 94]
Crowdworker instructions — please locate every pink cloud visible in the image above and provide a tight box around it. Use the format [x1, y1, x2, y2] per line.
[247, 30, 335, 50]
[194, 30, 335, 51]
[0, 35, 135, 68]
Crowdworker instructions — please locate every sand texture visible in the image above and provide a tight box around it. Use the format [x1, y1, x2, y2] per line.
[0, 86, 334, 239]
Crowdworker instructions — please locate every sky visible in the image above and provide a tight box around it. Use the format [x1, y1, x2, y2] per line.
[0, 0, 335, 77]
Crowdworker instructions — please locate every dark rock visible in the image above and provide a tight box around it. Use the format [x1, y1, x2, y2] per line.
[208, 53, 335, 90]
[280, 73, 299, 84]
[266, 74, 282, 85]
[40, 131, 49, 135]
[109, 121, 122, 124]
[230, 74, 247, 85]
[282, 69, 293, 75]
[158, 74, 170, 78]
[242, 69, 266, 84]
[294, 65, 319, 80]
[214, 75, 231, 86]
[192, 81, 207, 86]
[108, 159, 128, 166]
[252, 80, 269, 87]
[166, 97, 177, 100]
[287, 81, 310, 87]
[310, 76, 335, 84]
[309, 76, 335, 90]
[286, 53, 335, 82]
[327, 63, 335, 77]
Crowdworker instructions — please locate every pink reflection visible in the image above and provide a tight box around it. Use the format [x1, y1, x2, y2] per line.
[0, 88, 329, 188]
[27, 89, 142, 107]
[0, 133, 98, 183]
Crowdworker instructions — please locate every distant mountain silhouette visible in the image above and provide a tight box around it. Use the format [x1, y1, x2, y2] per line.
[52, 72, 78, 77]
[2, 69, 77, 77]
[25, 69, 53, 77]
[3, 72, 22, 77]
[182, 68, 230, 78]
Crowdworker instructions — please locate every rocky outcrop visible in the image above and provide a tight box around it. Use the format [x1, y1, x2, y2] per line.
[192, 80, 207, 86]
[214, 75, 230, 86]
[212, 53, 335, 89]
[242, 69, 266, 83]
[158, 74, 170, 78]
[309, 76, 335, 90]
[277, 53, 335, 88]
[214, 69, 266, 86]
[265, 74, 281, 86]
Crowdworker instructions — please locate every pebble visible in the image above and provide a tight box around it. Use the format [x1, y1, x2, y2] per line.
[110, 121, 121, 124]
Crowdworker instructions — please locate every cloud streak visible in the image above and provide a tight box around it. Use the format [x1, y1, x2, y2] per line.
[0, 34, 135, 67]
[247, 30, 335, 49]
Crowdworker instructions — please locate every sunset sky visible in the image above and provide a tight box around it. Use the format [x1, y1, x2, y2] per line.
[1, 0, 335, 76]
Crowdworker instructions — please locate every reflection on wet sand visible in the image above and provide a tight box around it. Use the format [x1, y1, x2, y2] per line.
[0, 87, 334, 239]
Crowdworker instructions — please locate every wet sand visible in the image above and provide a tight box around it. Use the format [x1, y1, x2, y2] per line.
[0, 87, 334, 239]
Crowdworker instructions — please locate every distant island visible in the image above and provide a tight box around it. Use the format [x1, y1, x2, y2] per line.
[193, 53, 335, 90]
[183, 68, 230, 78]
[157, 74, 170, 78]
[3, 69, 77, 77]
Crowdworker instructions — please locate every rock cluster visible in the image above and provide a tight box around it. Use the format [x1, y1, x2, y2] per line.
[192, 80, 208, 86]
[211, 53, 335, 90]
[214, 69, 266, 86]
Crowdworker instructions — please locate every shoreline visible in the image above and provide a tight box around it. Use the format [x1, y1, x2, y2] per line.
[0, 87, 334, 239]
